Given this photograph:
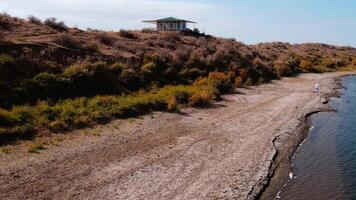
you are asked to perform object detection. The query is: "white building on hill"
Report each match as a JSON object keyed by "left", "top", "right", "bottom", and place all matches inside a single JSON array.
[{"left": 143, "top": 17, "right": 196, "bottom": 31}]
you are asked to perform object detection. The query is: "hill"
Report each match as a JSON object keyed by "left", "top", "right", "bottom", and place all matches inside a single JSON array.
[{"left": 1, "top": 13, "right": 356, "bottom": 144}]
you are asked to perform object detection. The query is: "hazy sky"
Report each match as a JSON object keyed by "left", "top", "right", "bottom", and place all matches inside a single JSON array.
[{"left": 1, "top": 0, "right": 356, "bottom": 46}]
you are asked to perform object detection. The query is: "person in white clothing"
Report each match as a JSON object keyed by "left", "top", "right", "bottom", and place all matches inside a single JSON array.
[{"left": 314, "top": 83, "right": 320, "bottom": 94}]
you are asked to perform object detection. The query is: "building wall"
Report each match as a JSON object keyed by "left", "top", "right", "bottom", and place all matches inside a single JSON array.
[{"left": 157, "top": 21, "right": 187, "bottom": 31}]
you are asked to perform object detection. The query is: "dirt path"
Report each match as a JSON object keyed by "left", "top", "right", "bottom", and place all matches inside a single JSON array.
[{"left": 0, "top": 73, "right": 348, "bottom": 200}]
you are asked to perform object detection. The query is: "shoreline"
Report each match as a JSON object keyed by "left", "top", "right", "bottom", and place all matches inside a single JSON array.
[
  {"left": 1, "top": 73, "right": 355, "bottom": 200},
  {"left": 258, "top": 73, "right": 352, "bottom": 200}
]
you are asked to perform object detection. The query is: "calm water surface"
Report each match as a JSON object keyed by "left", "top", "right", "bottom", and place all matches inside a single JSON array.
[{"left": 279, "top": 76, "right": 356, "bottom": 200}]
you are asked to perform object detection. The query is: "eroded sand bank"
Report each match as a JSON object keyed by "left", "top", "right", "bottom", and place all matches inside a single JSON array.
[{"left": 0, "top": 73, "right": 351, "bottom": 200}]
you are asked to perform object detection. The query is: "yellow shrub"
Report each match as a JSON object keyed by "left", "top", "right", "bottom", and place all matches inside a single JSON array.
[
  {"left": 234, "top": 77, "right": 242, "bottom": 87},
  {"left": 140, "top": 62, "right": 157, "bottom": 74},
  {"left": 190, "top": 90, "right": 213, "bottom": 106},
  {"left": 299, "top": 59, "right": 313, "bottom": 72},
  {"left": 239, "top": 68, "right": 248, "bottom": 82},
  {"left": 208, "top": 71, "right": 226, "bottom": 79},
  {"left": 166, "top": 96, "right": 178, "bottom": 111},
  {"left": 48, "top": 120, "right": 67, "bottom": 131},
  {"left": 352, "top": 59, "right": 356, "bottom": 66},
  {"left": 208, "top": 72, "right": 233, "bottom": 92},
  {"left": 193, "top": 77, "right": 209, "bottom": 87}
]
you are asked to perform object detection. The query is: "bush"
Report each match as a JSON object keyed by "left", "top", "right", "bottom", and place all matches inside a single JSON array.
[
  {"left": 179, "top": 68, "right": 204, "bottom": 82},
  {"left": 274, "top": 55, "right": 300, "bottom": 77},
  {"left": 119, "top": 30, "right": 137, "bottom": 39},
  {"left": 166, "top": 96, "right": 178, "bottom": 111},
  {"left": 142, "top": 28, "right": 155, "bottom": 33},
  {"left": 84, "top": 42, "right": 100, "bottom": 53},
  {"left": 234, "top": 77, "right": 242, "bottom": 87},
  {"left": 55, "top": 35, "right": 98, "bottom": 53},
  {"left": 44, "top": 17, "right": 68, "bottom": 31},
  {"left": 54, "top": 35, "right": 82, "bottom": 50},
  {"left": 120, "top": 69, "right": 143, "bottom": 91},
  {"left": 322, "top": 58, "right": 337, "bottom": 69},
  {"left": 164, "top": 32, "right": 180, "bottom": 42},
  {"left": 28, "top": 15, "right": 42, "bottom": 25},
  {"left": 0, "top": 54, "right": 14, "bottom": 64},
  {"left": 63, "top": 61, "right": 124, "bottom": 96},
  {"left": 193, "top": 28, "right": 200, "bottom": 34},
  {"left": 140, "top": 62, "right": 157, "bottom": 75},
  {"left": 0, "top": 32, "right": 6, "bottom": 43},
  {"left": 0, "top": 12, "right": 12, "bottom": 29},
  {"left": 0, "top": 84, "right": 220, "bottom": 143},
  {"left": 97, "top": 32, "right": 117, "bottom": 46},
  {"left": 207, "top": 72, "right": 233, "bottom": 92},
  {"left": 299, "top": 59, "right": 313, "bottom": 73},
  {"left": 0, "top": 123, "right": 35, "bottom": 144},
  {"left": 6, "top": 61, "right": 125, "bottom": 106},
  {"left": 28, "top": 143, "right": 45, "bottom": 153},
  {"left": 189, "top": 85, "right": 216, "bottom": 107},
  {"left": 0, "top": 108, "right": 18, "bottom": 127},
  {"left": 65, "top": 61, "right": 122, "bottom": 76},
  {"left": 173, "top": 46, "right": 193, "bottom": 66}
]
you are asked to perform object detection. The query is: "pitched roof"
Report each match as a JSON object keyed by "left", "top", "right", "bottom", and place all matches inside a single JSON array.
[{"left": 143, "top": 17, "right": 196, "bottom": 23}]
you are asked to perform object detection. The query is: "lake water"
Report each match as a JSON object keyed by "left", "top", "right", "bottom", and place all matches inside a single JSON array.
[{"left": 278, "top": 76, "right": 356, "bottom": 200}]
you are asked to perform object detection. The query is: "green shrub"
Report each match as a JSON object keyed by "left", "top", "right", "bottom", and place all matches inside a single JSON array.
[
  {"left": 0, "top": 54, "right": 14, "bottom": 64},
  {"left": 28, "top": 143, "right": 45, "bottom": 153},
  {"left": 0, "top": 123, "right": 35, "bottom": 144},
  {"left": 0, "top": 108, "right": 18, "bottom": 127},
  {"left": 110, "top": 62, "right": 124, "bottom": 74},
  {"left": 120, "top": 69, "right": 143, "bottom": 91},
  {"left": 0, "top": 83, "right": 222, "bottom": 143},
  {"left": 141, "top": 62, "right": 157, "bottom": 74},
  {"left": 34, "top": 72, "right": 61, "bottom": 82},
  {"left": 14, "top": 72, "right": 68, "bottom": 104},
  {"left": 65, "top": 61, "right": 122, "bottom": 76},
  {"left": 13, "top": 123, "right": 35, "bottom": 135},
  {"left": 143, "top": 54, "right": 159, "bottom": 64},
  {"left": 179, "top": 68, "right": 204, "bottom": 81},
  {"left": 11, "top": 106, "right": 35, "bottom": 124}
]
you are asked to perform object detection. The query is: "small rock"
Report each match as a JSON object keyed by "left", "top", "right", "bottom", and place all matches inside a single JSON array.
[
  {"left": 321, "top": 98, "right": 328, "bottom": 104},
  {"left": 289, "top": 172, "right": 294, "bottom": 179}
]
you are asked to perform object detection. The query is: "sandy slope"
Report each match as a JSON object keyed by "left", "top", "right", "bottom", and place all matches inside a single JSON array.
[{"left": 0, "top": 73, "right": 347, "bottom": 200}]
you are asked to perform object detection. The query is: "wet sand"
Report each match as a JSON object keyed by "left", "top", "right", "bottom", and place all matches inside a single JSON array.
[{"left": 0, "top": 73, "right": 351, "bottom": 200}]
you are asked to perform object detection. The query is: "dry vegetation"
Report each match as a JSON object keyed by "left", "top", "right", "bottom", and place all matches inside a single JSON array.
[{"left": 1, "top": 13, "right": 356, "bottom": 145}]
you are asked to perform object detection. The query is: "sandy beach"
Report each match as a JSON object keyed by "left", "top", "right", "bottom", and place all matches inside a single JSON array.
[{"left": 0, "top": 72, "right": 349, "bottom": 200}]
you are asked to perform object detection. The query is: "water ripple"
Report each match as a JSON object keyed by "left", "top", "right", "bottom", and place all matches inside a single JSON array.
[{"left": 279, "top": 76, "right": 356, "bottom": 200}]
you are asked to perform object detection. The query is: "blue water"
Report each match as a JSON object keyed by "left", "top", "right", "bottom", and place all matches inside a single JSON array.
[{"left": 279, "top": 76, "right": 356, "bottom": 200}]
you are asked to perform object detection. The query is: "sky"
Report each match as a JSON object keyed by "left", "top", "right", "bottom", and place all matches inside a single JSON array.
[{"left": 1, "top": 0, "right": 356, "bottom": 46}]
